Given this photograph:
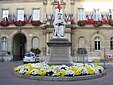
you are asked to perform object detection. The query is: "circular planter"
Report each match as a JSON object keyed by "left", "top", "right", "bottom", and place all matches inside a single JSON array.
[{"left": 13, "top": 71, "right": 106, "bottom": 81}]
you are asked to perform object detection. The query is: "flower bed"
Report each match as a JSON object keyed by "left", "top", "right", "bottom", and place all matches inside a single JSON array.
[
  {"left": 109, "top": 21, "right": 113, "bottom": 26},
  {"left": 0, "top": 20, "right": 42, "bottom": 27},
  {"left": 77, "top": 20, "right": 86, "bottom": 26},
  {"left": 31, "top": 20, "right": 41, "bottom": 26},
  {"left": 93, "top": 21, "right": 102, "bottom": 27},
  {"left": 13, "top": 62, "right": 105, "bottom": 77},
  {"left": 14, "top": 21, "right": 26, "bottom": 26},
  {"left": 77, "top": 20, "right": 103, "bottom": 27},
  {"left": 0, "top": 21, "right": 10, "bottom": 26}
]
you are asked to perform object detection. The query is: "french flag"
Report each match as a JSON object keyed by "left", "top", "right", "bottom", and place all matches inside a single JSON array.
[{"left": 58, "top": 0, "right": 61, "bottom": 12}]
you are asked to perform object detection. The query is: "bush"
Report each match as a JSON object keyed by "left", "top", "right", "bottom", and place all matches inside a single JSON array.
[
  {"left": 31, "top": 20, "right": 41, "bottom": 26},
  {"left": 77, "top": 48, "right": 87, "bottom": 54},
  {"left": 30, "top": 48, "right": 41, "bottom": 54},
  {"left": 93, "top": 21, "right": 102, "bottom": 27},
  {"left": 77, "top": 20, "right": 86, "bottom": 26},
  {"left": 92, "top": 59, "right": 100, "bottom": 63},
  {"left": 14, "top": 21, "right": 26, "bottom": 26}
]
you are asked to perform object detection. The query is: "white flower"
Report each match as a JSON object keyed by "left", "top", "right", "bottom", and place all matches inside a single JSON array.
[
  {"left": 30, "top": 69, "right": 39, "bottom": 75},
  {"left": 17, "top": 66, "right": 29, "bottom": 74},
  {"left": 73, "top": 63, "right": 83, "bottom": 66},
  {"left": 53, "top": 66, "right": 61, "bottom": 73},
  {"left": 42, "top": 64, "right": 50, "bottom": 70},
  {"left": 95, "top": 66, "right": 104, "bottom": 73},
  {"left": 31, "top": 63, "right": 43, "bottom": 68},
  {"left": 19, "top": 68, "right": 26, "bottom": 74},
  {"left": 60, "top": 65, "right": 69, "bottom": 70},
  {"left": 65, "top": 70, "right": 75, "bottom": 76},
  {"left": 15, "top": 65, "right": 25, "bottom": 71},
  {"left": 77, "top": 67, "right": 88, "bottom": 75},
  {"left": 92, "top": 68, "right": 100, "bottom": 74}
]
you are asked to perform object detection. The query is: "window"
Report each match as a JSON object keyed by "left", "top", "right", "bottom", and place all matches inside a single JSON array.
[
  {"left": 108, "top": 9, "right": 113, "bottom": 20},
  {"left": 17, "top": 9, "right": 24, "bottom": 21},
  {"left": 32, "top": 37, "right": 39, "bottom": 49},
  {"left": 93, "top": 9, "right": 101, "bottom": 21},
  {"left": 1, "top": 37, "right": 8, "bottom": 51},
  {"left": 94, "top": 37, "right": 101, "bottom": 50},
  {"left": 32, "top": 9, "right": 40, "bottom": 20},
  {"left": 2, "top": 9, "right": 9, "bottom": 20},
  {"left": 78, "top": 8, "right": 85, "bottom": 21},
  {"left": 110, "top": 37, "right": 113, "bottom": 50}
]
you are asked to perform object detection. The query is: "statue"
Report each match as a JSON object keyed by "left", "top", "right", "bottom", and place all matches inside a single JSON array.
[{"left": 53, "top": 12, "right": 66, "bottom": 38}]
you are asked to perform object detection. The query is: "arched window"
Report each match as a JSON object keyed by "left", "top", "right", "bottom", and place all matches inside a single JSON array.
[
  {"left": 94, "top": 37, "right": 101, "bottom": 50},
  {"left": 32, "top": 37, "right": 39, "bottom": 49},
  {"left": 1, "top": 37, "right": 8, "bottom": 51},
  {"left": 110, "top": 37, "right": 113, "bottom": 50}
]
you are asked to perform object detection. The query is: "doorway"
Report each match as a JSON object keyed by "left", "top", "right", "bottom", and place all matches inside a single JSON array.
[{"left": 13, "top": 33, "right": 26, "bottom": 61}]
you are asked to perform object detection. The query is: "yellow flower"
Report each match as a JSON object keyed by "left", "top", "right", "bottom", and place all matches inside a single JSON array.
[
  {"left": 74, "top": 70, "right": 81, "bottom": 76},
  {"left": 13, "top": 67, "right": 17, "bottom": 71},
  {"left": 92, "top": 59, "right": 100, "bottom": 63},
  {"left": 69, "top": 67, "right": 77, "bottom": 72},
  {"left": 24, "top": 63, "right": 31, "bottom": 66},
  {"left": 38, "top": 70, "right": 46, "bottom": 76},
  {"left": 56, "top": 72, "right": 65, "bottom": 77},
  {"left": 25, "top": 70, "right": 30, "bottom": 75},
  {"left": 94, "top": 64, "right": 99, "bottom": 67},
  {"left": 87, "top": 68, "right": 94, "bottom": 75},
  {"left": 50, "top": 65, "right": 54, "bottom": 69}
]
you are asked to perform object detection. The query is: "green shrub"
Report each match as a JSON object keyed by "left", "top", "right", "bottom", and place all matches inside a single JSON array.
[
  {"left": 77, "top": 48, "right": 87, "bottom": 54},
  {"left": 30, "top": 48, "right": 41, "bottom": 54}
]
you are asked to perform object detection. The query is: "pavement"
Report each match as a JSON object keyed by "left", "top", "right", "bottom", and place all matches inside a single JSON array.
[{"left": 0, "top": 61, "right": 113, "bottom": 85}]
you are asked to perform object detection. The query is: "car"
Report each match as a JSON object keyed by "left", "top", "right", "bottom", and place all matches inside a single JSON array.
[{"left": 23, "top": 52, "right": 39, "bottom": 64}]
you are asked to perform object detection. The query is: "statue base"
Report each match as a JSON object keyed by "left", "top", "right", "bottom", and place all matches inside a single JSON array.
[{"left": 47, "top": 38, "right": 72, "bottom": 65}]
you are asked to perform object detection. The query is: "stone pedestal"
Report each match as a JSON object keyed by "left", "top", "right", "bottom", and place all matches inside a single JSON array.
[{"left": 47, "top": 38, "right": 72, "bottom": 65}]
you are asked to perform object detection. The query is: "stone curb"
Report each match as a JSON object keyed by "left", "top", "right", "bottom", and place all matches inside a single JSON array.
[{"left": 13, "top": 71, "right": 106, "bottom": 81}]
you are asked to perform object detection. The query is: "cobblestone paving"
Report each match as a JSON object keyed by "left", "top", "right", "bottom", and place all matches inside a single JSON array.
[{"left": 0, "top": 61, "right": 113, "bottom": 85}]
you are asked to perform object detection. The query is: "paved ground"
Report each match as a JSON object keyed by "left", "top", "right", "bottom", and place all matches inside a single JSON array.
[{"left": 0, "top": 61, "right": 113, "bottom": 85}]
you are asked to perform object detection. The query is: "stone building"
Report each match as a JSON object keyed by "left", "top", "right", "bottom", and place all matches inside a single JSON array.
[{"left": 0, "top": 0, "right": 113, "bottom": 61}]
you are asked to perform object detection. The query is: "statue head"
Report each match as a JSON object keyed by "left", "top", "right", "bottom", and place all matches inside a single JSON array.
[{"left": 57, "top": 12, "right": 62, "bottom": 19}]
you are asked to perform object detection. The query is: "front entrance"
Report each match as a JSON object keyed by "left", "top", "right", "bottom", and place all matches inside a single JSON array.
[{"left": 13, "top": 33, "right": 26, "bottom": 61}]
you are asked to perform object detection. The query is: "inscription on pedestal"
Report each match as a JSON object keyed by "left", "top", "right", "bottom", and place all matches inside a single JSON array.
[
  {"left": 47, "top": 38, "right": 72, "bottom": 65},
  {"left": 51, "top": 47, "right": 69, "bottom": 57}
]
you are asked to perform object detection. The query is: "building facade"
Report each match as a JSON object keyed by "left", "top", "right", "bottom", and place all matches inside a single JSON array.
[{"left": 0, "top": 0, "right": 113, "bottom": 61}]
